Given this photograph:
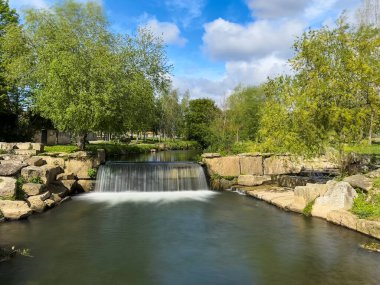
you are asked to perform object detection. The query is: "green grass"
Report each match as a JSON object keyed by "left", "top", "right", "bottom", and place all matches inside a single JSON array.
[
  {"left": 44, "top": 140, "right": 200, "bottom": 156},
  {"left": 44, "top": 145, "right": 78, "bottom": 153},
  {"left": 351, "top": 193, "right": 380, "bottom": 220},
  {"left": 344, "top": 144, "right": 380, "bottom": 155},
  {"left": 303, "top": 200, "right": 315, "bottom": 216}
]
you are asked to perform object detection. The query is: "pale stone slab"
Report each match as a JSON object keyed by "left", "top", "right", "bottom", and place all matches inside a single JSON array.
[
  {"left": 238, "top": 175, "right": 271, "bottom": 186},
  {"left": 0, "top": 177, "right": 16, "bottom": 199},
  {"left": 0, "top": 200, "right": 32, "bottom": 220},
  {"left": 204, "top": 156, "right": 240, "bottom": 177},
  {"left": 263, "top": 156, "right": 302, "bottom": 175},
  {"left": 240, "top": 156, "right": 263, "bottom": 175}
]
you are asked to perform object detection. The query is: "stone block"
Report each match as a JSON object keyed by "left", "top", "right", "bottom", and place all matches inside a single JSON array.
[
  {"left": 21, "top": 165, "right": 63, "bottom": 184},
  {"left": 65, "top": 159, "right": 94, "bottom": 179},
  {"left": 0, "top": 163, "right": 25, "bottom": 176},
  {"left": 57, "top": 173, "right": 77, "bottom": 181},
  {"left": 36, "top": 156, "right": 65, "bottom": 168},
  {"left": 0, "top": 177, "right": 16, "bottom": 199},
  {"left": 343, "top": 174, "right": 373, "bottom": 192},
  {"left": 22, "top": 183, "right": 46, "bottom": 196},
  {"left": 204, "top": 156, "right": 240, "bottom": 177},
  {"left": 27, "top": 195, "right": 46, "bottom": 213},
  {"left": 238, "top": 175, "right": 271, "bottom": 186},
  {"left": 263, "top": 156, "right": 302, "bottom": 175},
  {"left": 77, "top": 180, "right": 96, "bottom": 192},
  {"left": 312, "top": 181, "right": 357, "bottom": 219},
  {"left": 293, "top": 183, "right": 328, "bottom": 209},
  {"left": 239, "top": 156, "right": 263, "bottom": 175},
  {"left": 0, "top": 200, "right": 32, "bottom": 220},
  {"left": 25, "top": 157, "right": 46, "bottom": 167}
]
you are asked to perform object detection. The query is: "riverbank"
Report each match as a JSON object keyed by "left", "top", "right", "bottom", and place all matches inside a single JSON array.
[
  {"left": 202, "top": 153, "right": 380, "bottom": 240},
  {"left": 44, "top": 140, "right": 200, "bottom": 157}
]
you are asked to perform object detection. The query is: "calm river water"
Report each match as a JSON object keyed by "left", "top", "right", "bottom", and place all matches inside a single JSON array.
[{"left": 0, "top": 151, "right": 379, "bottom": 285}]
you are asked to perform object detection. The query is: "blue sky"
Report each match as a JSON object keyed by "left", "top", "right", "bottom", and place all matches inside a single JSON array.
[{"left": 9, "top": 0, "right": 362, "bottom": 102}]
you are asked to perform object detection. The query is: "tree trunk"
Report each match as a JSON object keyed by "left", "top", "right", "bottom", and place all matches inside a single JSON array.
[
  {"left": 368, "top": 112, "right": 374, "bottom": 145},
  {"left": 78, "top": 133, "right": 87, "bottom": 151}
]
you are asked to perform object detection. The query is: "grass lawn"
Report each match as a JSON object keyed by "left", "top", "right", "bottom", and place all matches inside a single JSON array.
[
  {"left": 344, "top": 144, "right": 380, "bottom": 155},
  {"left": 43, "top": 140, "right": 200, "bottom": 155}
]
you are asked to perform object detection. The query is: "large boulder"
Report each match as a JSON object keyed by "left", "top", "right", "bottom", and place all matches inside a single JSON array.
[
  {"left": 312, "top": 181, "right": 357, "bottom": 219},
  {"left": 21, "top": 165, "right": 63, "bottom": 184},
  {"left": 65, "top": 159, "right": 95, "bottom": 179},
  {"left": 0, "top": 200, "right": 32, "bottom": 220},
  {"left": 56, "top": 173, "right": 77, "bottom": 181},
  {"left": 27, "top": 194, "right": 47, "bottom": 213},
  {"left": 22, "top": 183, "right": 46, "bottom": 196},
  {"left": 239, "top": 155, "right": 263, "bottom": 175},
  {"left": 263, "top": 156, "right": 302, "bottom": 175},
  {"left": 25, "top": 156, "right": 46, "bottom": 167},
  {"left": 237, "top": 175, "right": 271, "bottom": 186},
  {"left": 291, "top": 183, "right": 329, "bottom": 212},
  {"left": 203, "top": 156, "right": 240, "bottom": 177},
  {"left": 343, "top": 174, "right": 373, "bottom": 192},
  {"left": 0, "top": 177, "right": 16, "bottom": 199},
  {"left": 77, "top": 180, "right": 96, "bottom": 192},
  {"left": 35, "top": 156, "right": 65, "bottom": 168},
  {"left": 0, "top": 162, "right": 25, "bottom": 176}
]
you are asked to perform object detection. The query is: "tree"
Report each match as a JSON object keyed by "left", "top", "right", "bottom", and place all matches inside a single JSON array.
[
  {"left": 185, "top": 98, "right": 220, "bottom": 148},
  {"left": 227, "top": 85, "right": 265, "bottom": 143},
  {"left": 2, "top": 0, "right": 171, "bottom": 149},
  {"left": 357, "top": 0, "right": 380, "bottom": 27},
  {"left": 158, "top": 89, "right": 182, "bottom": 138}
]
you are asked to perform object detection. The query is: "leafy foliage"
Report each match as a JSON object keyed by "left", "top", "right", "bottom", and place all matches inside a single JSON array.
[{"left": 351, "top": 193, "right": 380, "bottom": 219}]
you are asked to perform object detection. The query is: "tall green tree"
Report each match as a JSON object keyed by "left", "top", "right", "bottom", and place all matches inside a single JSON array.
[
  {"left": 185, "top": 98, "right": 220, "bottom": 148},
  {"left": 2, "top": 0, "right": 171, "bottom": 149}
]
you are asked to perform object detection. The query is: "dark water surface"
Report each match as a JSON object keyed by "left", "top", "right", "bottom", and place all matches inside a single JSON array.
[
  {"left": 0, "top": 191, "right": 379, "bottom": 285},
  {"left": 1, "top": 150, "right": 380, "bottom": 284}
]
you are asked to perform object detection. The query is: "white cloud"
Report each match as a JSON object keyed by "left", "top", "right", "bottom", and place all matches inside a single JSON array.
[
  {"left": 9, "top": 0, "right": 49, "bottom": 10},
  {"left": 203, "top": 18, "right": 304, "bottom": 61},
  {"left": 247, "top": 0, "right": 309, "bottom": 19},
  {"left": 173, "top": 54, "right": 291, "bottom": 103},
  {"left": 145, "top": 19, "right": 187, "bottom": 47}
]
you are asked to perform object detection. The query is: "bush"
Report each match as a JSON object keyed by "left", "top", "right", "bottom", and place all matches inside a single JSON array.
[
  {"left": 351, "top": 193, "right": 380, "bottom": 220},
  {"left": 88, "top": 168, "right": 97, "bottom": 179}
]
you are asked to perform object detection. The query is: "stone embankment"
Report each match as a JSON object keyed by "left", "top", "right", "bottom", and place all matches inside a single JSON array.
[
  {"left": 202, "top": 153, "right": 380, "bottom": 240},
  {"left": 0, "top": 142, "right": 105, "bottom": 221}
]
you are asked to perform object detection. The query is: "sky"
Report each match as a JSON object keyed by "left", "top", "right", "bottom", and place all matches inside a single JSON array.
[{"left": 9, "top": 0, "right": 362, "bottom": 103}]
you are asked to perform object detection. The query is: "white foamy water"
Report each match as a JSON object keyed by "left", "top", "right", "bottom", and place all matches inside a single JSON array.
[{"left": 76, "top": 191, "right": 219, "bottom": 205}]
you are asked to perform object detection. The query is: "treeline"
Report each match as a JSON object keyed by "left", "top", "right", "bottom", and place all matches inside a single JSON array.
[
  {"left": 194, "top": 15, "right": 380, "bottom": 155},
  {"left": 0, "top": 0, "right": 179, "bottom": 149}
]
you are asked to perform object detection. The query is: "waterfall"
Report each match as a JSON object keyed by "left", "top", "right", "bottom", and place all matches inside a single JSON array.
[{"left": 95, "top": 162, "right": 209, "bottom": 192}]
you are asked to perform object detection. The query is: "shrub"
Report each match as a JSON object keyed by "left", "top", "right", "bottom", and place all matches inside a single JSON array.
[
  {"left": 88, "top": 168, "right": 97, "bottom": 179},
  {"left": 303, "top": 200, "right": 315, "bottom": 216},
  {"left": 351, "top": 193, "right": 380, "bottom": 220}
]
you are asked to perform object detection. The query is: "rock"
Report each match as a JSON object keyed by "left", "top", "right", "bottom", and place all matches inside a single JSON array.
[
  {"left": 201, "top": 153, "right": 221, "bottom": 158},
  {"left": 277, "top": 175, "right": 317, "bottom": 188},
  {"left": 27, "top": 195, "right": 46, "bottom": 213},
  {"left": 22, "top": 183, "right": 46, "bottom": 196},
  {"left": 366, "top": 168, "right": 380, "bottom": 178},
  {"left": 0, "top": 200, "right": 32, "bottom": 220},
  {"left": 203, "top": 156, "right": 240, "bottom": 177},
  {"left": 238, "top": 175, "right": 271, "bottom": 186},
  {"left": 50, "top": 193, "right": 62, "bottom": 203},
  {"left": 292, "top": 183, "right": 329, "bottom": 211},
  {"left": 46, "top": 183, "right": 68, "bottom": 198},
  {"left": 239, "top": 156, "right": 263, "bottom": 175},
  {"left": 35, "top": 156, "right": 65, "bottom": 168},
  {"left": 97, "top": 149, "right": 106, "bottom": 165},
  {"left": 247, "top": 188, "right": 295, "bottom": 210},
  {"left": 21, "top": 165, "right": 63, "bottom": 184},
  {"left": 56, "top": 173, "right": 77, "bottom": 181},
  {"left": 77, "top": 179, "right": 96, "bottom": 192},
  {"left": 343, "top": 174, "right": 373, "bottom": 192},
  {"left": 0, "top": 177, "right": 16, "bottom": 199},
  {"left": 0, "top": 154, "right": 26, "bottom": 163},
  {"left": 13, "top": 150, "right": 37, "bottom": 156},
  {"left": 25, "top": 157, "right": 46, "bottom": 167},
  {"left": 0, "top": 163, "right": 25, "bottom": 176},
  {"left": 44, "top": 199, "right": 56, "bottom": 208},
  {"left": 60, "top": 180, "right": 79, "bottom": 193},
  {"left": 65, "top": 159, "right": 94, "bottom": 179},
  {"left": 263, "top": 156, "right": 302, "bottom": 175},
  {"left": 312, "top": 181, "right": 357, "bottom": 219},
  {"left": 59, "top": 196, "right": 71, "bottom": 204},
  {"left": 39, "top": 191, "right": 51, "bottom": 201},
  {"left": 326, "top": 210, "right": 358, "bottom": 231}
]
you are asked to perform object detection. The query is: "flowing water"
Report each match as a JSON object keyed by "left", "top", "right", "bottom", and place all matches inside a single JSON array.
[{"left": 0, "top": 151, "right": 380, "bottom": 285}]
